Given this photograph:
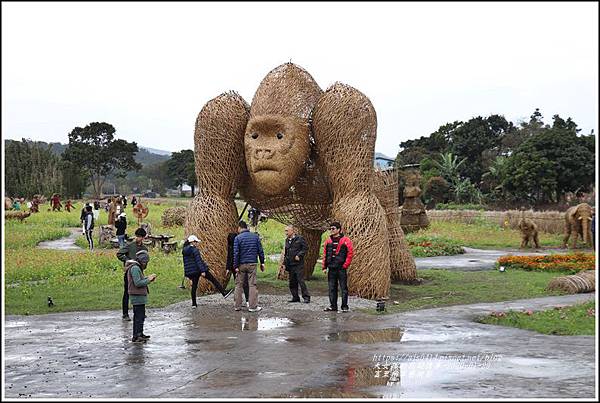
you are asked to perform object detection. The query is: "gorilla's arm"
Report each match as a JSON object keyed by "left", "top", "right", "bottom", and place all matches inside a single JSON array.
[
  {"left": 185, "top": 92, "right": 249, "bottom": 292},
  {"left": 312, "top": 83, "right": 391, "bottom": 299}
]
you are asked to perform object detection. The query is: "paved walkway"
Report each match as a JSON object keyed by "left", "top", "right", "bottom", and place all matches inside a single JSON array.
[
  {"left": 415, "top": 247, "right": 572, "bottom": 271},
  {"left": 4, "top": 293, "right": 595, "bottom": 398}
]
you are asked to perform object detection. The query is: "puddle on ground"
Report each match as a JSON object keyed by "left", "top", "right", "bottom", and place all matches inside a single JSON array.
[
  {"left": 241, "top": 317, "right": 293, "bottom": 331},
  {"left": 326, "top": 327, "right": 404, "bottom": 344},
  {"left": 338, "top": 353, "right": 504, "bottom": 397},
  {"left": 187, "top": 316, "right": 294, "bottom": 332},
  {"left": 280, "top": 387, "right": 377, "bottom": 398}
]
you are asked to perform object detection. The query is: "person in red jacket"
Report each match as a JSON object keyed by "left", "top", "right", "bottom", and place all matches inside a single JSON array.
[{"left": 322, "top": 221, "right": 354, "bottom": 312}]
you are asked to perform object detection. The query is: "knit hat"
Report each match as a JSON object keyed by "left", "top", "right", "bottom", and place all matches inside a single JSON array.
[{"left": 136, "top": 250, "right": 150, "bottom": 264}]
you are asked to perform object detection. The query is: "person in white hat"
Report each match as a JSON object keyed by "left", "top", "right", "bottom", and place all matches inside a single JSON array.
[
  {"left": 115, "top": 212, "right": 128, "bottom": 248},
  {"left": 182, "top": 234, "right": 233, "bottom": 308}
]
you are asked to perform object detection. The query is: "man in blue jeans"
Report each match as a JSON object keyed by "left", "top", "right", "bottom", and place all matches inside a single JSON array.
[{"left": 233, "top": 221, "right": 265, "bottom": 312}]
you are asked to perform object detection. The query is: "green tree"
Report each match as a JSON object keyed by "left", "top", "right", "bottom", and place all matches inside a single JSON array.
[
  {"left": 433, "top": 152, "right": 466, "bottom": 184},
  {"left": 166, "top": 149, "right": 196, "bottom": 196},
  {"left": 62, "top": 122, "right": 141, "bottom": 198},
  {"left": 502, "top": 115, "right": 595, "bottom": 203},
  {"left": 5, "top": 139, "right": 64, "bottom": 198}
]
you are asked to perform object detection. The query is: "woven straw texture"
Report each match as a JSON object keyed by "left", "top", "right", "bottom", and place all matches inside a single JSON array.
[
  {"left": 547, "top": 270, "right": 595, "bottom": 294},
  {"left": 186, "top": 63, "right": 417, "bottom": 298}
]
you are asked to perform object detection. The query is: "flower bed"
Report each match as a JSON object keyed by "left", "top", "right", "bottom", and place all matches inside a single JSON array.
[{"left": 497, "top": 253, "right": 595, "bottom": 274}]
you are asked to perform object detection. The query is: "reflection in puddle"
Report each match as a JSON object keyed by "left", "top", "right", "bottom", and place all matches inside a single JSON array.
[
  {"left": 281, "top": 388, "right": 377, "bottom": 398},
  {"left": 240, "top": 317, "right": 293, "bottom": 331},
  {"left": 342, "top": 354, "right": 502, "bottom": 397},
  {"left": 326, "top": 327, "right": 403, "bottom": 344}
]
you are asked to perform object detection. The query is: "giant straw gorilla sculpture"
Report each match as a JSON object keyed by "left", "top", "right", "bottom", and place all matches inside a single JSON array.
[{"left": 185, "top": 63, "right": 416, "bottom": 299}]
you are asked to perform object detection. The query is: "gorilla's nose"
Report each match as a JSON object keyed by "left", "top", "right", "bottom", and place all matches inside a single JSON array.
[{"left": 254, "top": 148, "right": 274, "bottom": 160}]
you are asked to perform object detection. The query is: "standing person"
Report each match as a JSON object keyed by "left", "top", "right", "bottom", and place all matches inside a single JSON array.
[
  {"left": 233, "top": 221, "right": 265, "bottom": 312},
  {"left": 65, "top": 199, "right": 74, "bottom": 213},
  {"left": 131, "top": 195, "right": 138, "bottom": 208},
  {"left": 322, "top": 222, "right": 354, "bottom": 313},
  {"left": 80, "top": 203, "right": 90, "bottom": 234},
  {"left": 83, "top": 205, "right": 95, "bottom": 251},
  {"left": 283, "top": 225, "right": 310, "bottom": 303},
  {"left": 226, "top": 232, "right": 249, "bottom": 306},
  {"left": 182, "top": 235, "right": 233, "bottom": 308},
  {"left": 92, "top": 201, "right": 100, "bottom": 222},
  {"left": 125, "top": 250, "right": 157, "bottom": 343},
  {"left": 115, "top": 212, "right": 128, "bottom": 248},
  {"left": 122, "top": 195, "right": 127, "bottom": 209},
  {"left": 117, "top": 228, "right": 148, "bottom": 321},
  {"left": 12, "top": 199, "right": 21, "bottom": 211}
]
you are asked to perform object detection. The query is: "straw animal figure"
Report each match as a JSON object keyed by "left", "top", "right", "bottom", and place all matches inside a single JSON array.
[
  {"left": 185, "top": 63, "right": 417, "bottom": 299},
  {"left": 518, "top": 216, "right": 540, "bottom": 249},
  {"left": 5, "top": 211, "right": 31, "bottom": 222}
]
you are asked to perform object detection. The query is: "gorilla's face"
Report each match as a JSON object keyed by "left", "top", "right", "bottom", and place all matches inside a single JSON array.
[{"left": 245, "top": 115, "right": 310, "bottom": 196}]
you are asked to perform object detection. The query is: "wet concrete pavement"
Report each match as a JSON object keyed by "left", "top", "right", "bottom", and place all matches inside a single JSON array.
[
  {"left": 415, "top": 247, "right": 573, "bottom": 271},
  {"left": 4, "top": 293, "right": 595, "bottom": 398},
  {"left": 37, "top": 228, "right": 84, "bottom": 251}
]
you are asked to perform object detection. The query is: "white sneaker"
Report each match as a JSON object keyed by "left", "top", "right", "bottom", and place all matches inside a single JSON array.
[
  {"left": 248, "top": 306, "right": 262, "bottom": 312},
  {"left": 246, "top": 302, "right": 249, "bottom": 308},
  {"left": 192, "top": 305, "right": 197, "bottom": 309}
]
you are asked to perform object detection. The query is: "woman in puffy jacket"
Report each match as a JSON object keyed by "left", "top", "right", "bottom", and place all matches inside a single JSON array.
[{"left": 182, "top": 234, "right": 233, "bottom": 308}]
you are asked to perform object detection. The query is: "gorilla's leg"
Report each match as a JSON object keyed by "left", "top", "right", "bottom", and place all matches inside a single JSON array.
[
  {"left": 185, "top": 92, "right": 249, "bottom": 294},
  {"left": 520, "top": 234, "right": 527, "bottom": 248},
  {"left": 373, "top": 170, "right": 417, "bottom": 283},
  {"left": 533, "top": 232, "right": 540, "bottom": 249},
  {"left": 297, "top": 228, "right": 322, "bottom": 280},
  {"left": 312, "top": 83, "right": 393, "bottom": 299}
]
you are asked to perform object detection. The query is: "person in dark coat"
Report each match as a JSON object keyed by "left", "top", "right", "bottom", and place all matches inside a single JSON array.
[
  {"left": 233, "top": 221, "right": 265, "bottom": 312},
  {"left": 115, "top": 212, "right": 128, "bottom": 247},
  {"left": 182, "top": 235, "right": 233, "bottom": 308},
  {"left": 283, "top": 225, "right": 310, "bottom": 303},
  {"left": 226, "top": 232, "right": 249, "bottom": 306},
  {"left": 117, "top": 227, "right": 148, "bottom": 321}
]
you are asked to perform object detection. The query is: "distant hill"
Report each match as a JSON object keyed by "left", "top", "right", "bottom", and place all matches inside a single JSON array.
[{"left": 3, "top": 139, "right": 171, "bottom": 167}]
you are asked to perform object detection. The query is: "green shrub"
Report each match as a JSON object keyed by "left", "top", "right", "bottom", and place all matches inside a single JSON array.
[{"left": 435, "top": 202, "right": 487, "bottom": 211}]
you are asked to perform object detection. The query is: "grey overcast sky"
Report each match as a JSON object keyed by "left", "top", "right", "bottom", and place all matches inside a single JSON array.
[{"left": 2, "top": 2, "right": 598, "bottom": 156}]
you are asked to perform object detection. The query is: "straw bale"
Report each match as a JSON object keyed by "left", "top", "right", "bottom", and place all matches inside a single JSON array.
[
  {"left": 161, "top": 206, "right": 187, "bottom": 227},
  {"left": 547, "top": 270, "right": 595, "bottom": 294}
]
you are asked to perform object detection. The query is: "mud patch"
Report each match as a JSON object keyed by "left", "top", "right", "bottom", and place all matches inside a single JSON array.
[{"left": 326, "top": 327, "right": 404, "bottom": 344}]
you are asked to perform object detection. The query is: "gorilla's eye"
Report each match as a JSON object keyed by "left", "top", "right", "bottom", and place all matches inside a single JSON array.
[
  {"left": 251, "top": 133, "right": 258, "bottom": 139},
  {"left": 276, "top": 132, "right": 284, "bottom": 140}
]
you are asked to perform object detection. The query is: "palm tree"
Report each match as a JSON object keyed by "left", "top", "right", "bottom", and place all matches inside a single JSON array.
[{"left": 433, "top": 152, "right": 467, "bottom": 184}]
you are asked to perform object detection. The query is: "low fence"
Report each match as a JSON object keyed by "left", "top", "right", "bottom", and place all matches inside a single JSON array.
[{"left": 427, "top": 209, "right": 566, "bottom": 234}]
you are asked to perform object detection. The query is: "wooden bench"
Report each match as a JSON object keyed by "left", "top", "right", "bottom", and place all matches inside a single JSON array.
[{"left": 162, "top": 241, "right": 178, "bottom": 254}]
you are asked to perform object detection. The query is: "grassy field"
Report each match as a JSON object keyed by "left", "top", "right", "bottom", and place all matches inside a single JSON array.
[
  {"left": 3, "top": 199, "right": 591, "bottom": 315},
  {"left": 476, "top": 300, "right": 596, "bottom": 335},
  {"left": 419, "top": 220, "right": 567, "bottom": 249}
]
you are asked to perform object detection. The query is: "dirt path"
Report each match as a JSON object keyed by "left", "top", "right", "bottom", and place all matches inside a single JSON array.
[{"left": 37, "top": 228, "right": 84, "bottom": 251}]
